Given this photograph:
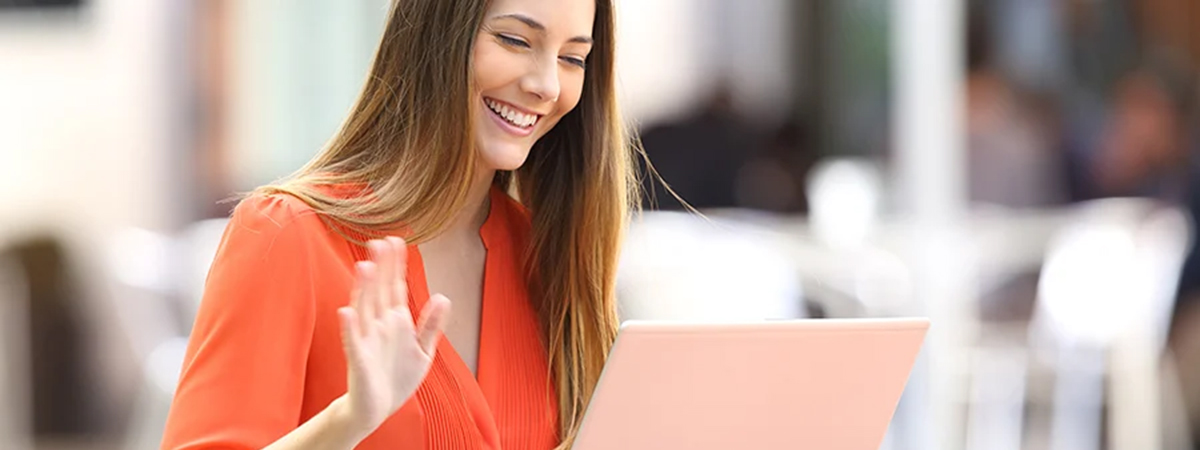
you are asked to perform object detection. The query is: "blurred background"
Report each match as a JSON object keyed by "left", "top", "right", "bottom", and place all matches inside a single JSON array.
[{"left": 2, "top": 0, "right": 1200, "bottom": 449}]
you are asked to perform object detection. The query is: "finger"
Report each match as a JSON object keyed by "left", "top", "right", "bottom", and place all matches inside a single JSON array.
[
  {"left": 385, "top": 239, "right": 414, "bottom": 326},
  {"left": 386, "top": 236, "right": 409, "bottom": 310},
  {"left": 338, "top": 307, "right": 366, "bottom": 369},
  {"left": 355, "top": 261, "right": 378, "bottom": 328},
  {"left": 368, "top": 240, "right": 391, "bottom": 322},
  {"left": 416, "top": 294, "right": 452, "bottom": 357}
]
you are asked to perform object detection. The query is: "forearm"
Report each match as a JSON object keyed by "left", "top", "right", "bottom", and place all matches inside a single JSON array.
[{"left": 262, "top": 395, "right": 371, "bottom": 450}]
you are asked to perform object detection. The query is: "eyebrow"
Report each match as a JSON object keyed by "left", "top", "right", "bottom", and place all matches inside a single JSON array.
[{"left": 491, "top": 13, "right": 594, "bottom": 45}]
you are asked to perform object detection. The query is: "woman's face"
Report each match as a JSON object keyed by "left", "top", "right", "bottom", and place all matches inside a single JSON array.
[{"left": 471, "top": 0, "right": 595, "bottom": 171}]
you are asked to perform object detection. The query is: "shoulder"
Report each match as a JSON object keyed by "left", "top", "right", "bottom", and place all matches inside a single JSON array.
[
  {"left": 220, "top": 192, "right": 348, "bottom": 265},
  {"left": 225, "top": 193, "right": 331, "bottom": 247}
]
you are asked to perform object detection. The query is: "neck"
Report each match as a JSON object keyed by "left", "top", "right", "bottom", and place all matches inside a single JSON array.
[{"left": 437, "top": 166, "right": 496, "bottom": 243}]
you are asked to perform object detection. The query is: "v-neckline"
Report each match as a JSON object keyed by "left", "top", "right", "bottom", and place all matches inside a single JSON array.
[
  {"left": 408, "top": 246, "right": 490, "bottom": 384},
  {"left": 407, "top": 187, "right": 500, "bottom": 384}
]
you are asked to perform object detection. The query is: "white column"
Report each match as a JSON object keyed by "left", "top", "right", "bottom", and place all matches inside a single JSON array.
[{"left": 891, "top": 1, "right": 972, "bottom": 450}]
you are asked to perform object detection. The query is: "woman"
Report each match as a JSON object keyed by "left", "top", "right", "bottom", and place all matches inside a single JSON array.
[{"left": 160, "top": 0, "right": 635, "bottom": 448}]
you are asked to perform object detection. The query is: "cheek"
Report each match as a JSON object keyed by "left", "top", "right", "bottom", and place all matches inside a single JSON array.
[
  {"left": 561, "top": 75, "right": 586, "bottom": 108},
  {"left": 472, "top": 43, "right": 519, "bottom": 90}
]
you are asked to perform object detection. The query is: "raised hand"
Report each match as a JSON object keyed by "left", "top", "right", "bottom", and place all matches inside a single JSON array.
[{"left": 337, "top": 237, "right": 451, "bottom": 434}]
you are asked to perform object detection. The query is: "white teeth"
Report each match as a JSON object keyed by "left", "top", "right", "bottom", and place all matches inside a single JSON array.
[{"left": 486, "top": 98, "right": 537, "bottom": 128}]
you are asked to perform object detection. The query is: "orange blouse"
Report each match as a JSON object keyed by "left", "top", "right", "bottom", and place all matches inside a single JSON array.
[{"left": 161, "top": 186, "right": 560, "bottom": 450}]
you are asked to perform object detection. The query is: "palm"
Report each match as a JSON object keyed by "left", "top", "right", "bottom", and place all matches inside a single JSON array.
[{"left": 337, "top": 238, "right": 451, "bottom": 432}]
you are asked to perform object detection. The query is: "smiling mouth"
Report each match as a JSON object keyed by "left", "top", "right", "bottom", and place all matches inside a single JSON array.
[{"left": 484, "top": 97, "right": 540, "bottom": 129}]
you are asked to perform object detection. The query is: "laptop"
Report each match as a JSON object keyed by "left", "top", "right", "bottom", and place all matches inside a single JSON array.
[{"left": 573, "top": 318, "right": 929, "bottom": 450}]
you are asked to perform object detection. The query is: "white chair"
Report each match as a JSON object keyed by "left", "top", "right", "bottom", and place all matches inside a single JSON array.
[
  {"left": 1031, "top": 199, "right": 1193, "bottom": 450},
  {"left": 1107, "top": 205, "right": 1192, "bottom": 450}
]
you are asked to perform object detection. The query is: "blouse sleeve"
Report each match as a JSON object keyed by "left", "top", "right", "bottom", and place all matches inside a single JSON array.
[{"left": 160, "top": 194, "right": 328, "bottom": 450}]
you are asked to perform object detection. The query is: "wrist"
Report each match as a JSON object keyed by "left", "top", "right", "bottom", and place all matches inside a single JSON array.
[{"left": 327, "top": 394, "right": 373, "bottom": 447}]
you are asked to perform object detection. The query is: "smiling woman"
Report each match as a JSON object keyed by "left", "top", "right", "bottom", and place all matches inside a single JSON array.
[{"left": 158, "top": 0, "right": 638, "bottom": 449}]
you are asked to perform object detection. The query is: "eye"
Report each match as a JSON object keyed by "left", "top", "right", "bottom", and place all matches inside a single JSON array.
[
  {"left": 495, "top": 33, "right": 530, "bottom": 48},
  {"left": 560, "top": 56, "right": 587, "bottom": 69}
]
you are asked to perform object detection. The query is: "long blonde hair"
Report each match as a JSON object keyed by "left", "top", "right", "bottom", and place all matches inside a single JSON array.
[{"left": 255, "top": 0, "right": 635, "bottom": 446}]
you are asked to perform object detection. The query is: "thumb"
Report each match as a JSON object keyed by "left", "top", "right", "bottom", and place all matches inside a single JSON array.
[{"left": 415, "top": 294, "right": 451, "bottom": 357}]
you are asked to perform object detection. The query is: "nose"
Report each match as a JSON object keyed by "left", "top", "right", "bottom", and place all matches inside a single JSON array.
[{"left": 520, "top": 57, "right": 561, "bottom": 103}]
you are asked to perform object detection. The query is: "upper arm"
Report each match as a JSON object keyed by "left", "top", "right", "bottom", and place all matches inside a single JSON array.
[{"left": 161, "top": 195, "right": 332, "bottom": 450}]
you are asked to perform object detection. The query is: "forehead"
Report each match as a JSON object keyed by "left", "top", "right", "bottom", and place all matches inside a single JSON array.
[{"left": 485, "top": 0, "right": 596, "bottom": 37}]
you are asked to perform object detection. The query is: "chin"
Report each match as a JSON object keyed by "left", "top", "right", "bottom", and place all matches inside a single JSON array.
[{"left": 478, "top": 142, "right": 532, "bottom": 171}]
